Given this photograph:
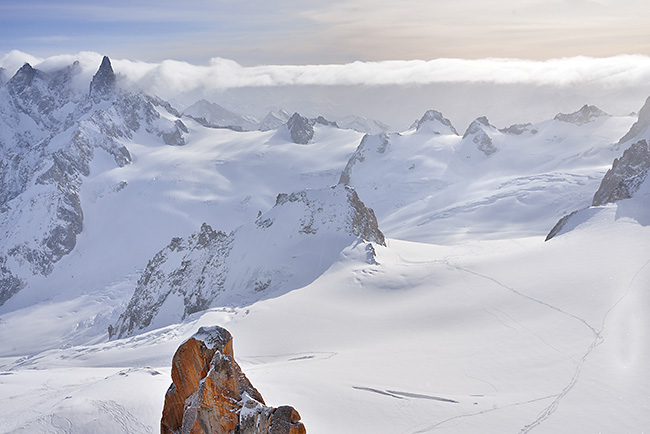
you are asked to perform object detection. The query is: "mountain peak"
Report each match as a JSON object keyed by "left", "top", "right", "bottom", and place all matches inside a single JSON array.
[
  {"left": 415, "top": 110, "right": 458, "bottom": 135},
  {"left": 461, "top": 116, "right": 498, "bottom": 156},
  {"left": 259, "top": 108, "right": 291, "bottom": 131},
  {"left": 89, "top": 55, "right": 116, "bottom": 101},
  {"left": 554, "top": 104, "right": 610, "bottom": 125},
  {"left": 286, "top": 112, "right": 315, "bottom": 144},
  {"left": 6, "top": 63, "right": 38, "bottom": 94}
]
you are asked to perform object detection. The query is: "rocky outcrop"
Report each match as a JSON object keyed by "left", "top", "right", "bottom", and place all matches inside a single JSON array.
[
  {"left": 461, "top": 116, "right": 498, "bottom": 156},
  {"left": 592, "top": 139, "right": 650, "bottom": 206},
  {"left": 161, "top": 326, "right": 306, "bottom": 434},
  {"left": 554, "top": 104, "right": 610, "bottom": 125},
  {"left": 110, "top": 185, "right": 385, "bottom": 338},
  {"left": 286, "top": 113, "right": 314, "bottom": 144},
  {"left": 414, "top": 110, "right": 458, "bottom": 135}
]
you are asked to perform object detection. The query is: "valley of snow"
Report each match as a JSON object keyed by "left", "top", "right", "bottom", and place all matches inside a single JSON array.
[{"left": 1, "top": 60, "right": 649, "bottom": 434}]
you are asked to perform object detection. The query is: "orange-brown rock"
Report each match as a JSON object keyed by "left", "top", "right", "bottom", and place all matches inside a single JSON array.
[{"left": 161, "top": 326, "right": 306, "bottom": 434}]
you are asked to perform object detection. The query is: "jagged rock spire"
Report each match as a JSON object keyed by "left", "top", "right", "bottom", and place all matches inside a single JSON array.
[{"left": 89, "top": 56, "right": 116, "bottom": 101}]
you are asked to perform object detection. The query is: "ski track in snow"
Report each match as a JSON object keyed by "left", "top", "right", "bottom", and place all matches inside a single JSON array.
[{"left": 427, "top": 256, "right": 650, "bottom": 434}]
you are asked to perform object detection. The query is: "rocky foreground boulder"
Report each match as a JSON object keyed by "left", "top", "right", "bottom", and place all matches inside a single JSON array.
[{"left": 162, "top": 326, "right": 306, "bottom": 434}]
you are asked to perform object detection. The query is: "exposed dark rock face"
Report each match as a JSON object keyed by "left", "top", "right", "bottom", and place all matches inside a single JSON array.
[
  {"left": 286, "top": 113, "right": 314, "bottom": 144},
  {"left": 89, "top": 56, "right": 116, "bottom": 102},
  {"left": 161, "top": 326, "right": 306, "bottom": 434},
  {"left": 462, "top": 116, "right": 498, "bottom": 156},
  {"left": 554, "top": 104, "right": 610, "bottom": 125},
  {"left": 110, "top": 185, "right": 385, "bottom": 338},
  {"left": 545, "top": 209, "right": 582, "bottom": 241},
  {"left": 313, "top": 115, "right": 338, "bottom": 128},
  {"left": 592, "top": 139, "right": 650, "bottom": 206},
  {"left": 415, "top": 110, "right": 458, "bottom": 135}
]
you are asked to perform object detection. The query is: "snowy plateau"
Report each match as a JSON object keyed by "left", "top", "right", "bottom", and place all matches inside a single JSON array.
[{"left": 0, "top": 56, "right": 649, "bottom": 434}]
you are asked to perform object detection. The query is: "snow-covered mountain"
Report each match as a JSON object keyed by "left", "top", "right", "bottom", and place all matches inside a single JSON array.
[
  {"left": 0, "top": 55, "right": 649, "bottom": 434},
  {"left": 110, "top": 185, "right": 384, "bottom": 338},
  {"left": 0, "top": 56, "right": 189, "bottom": 306},
  {"left": 546, "top": 98, "right": 650, "bottom": 240},
  {"left": 258, "top": 108, "right": 291, "bottom": 131},
  {"left": 337, "top": 105, "right": 634, "bottom": 243},
  {"left": 183, "top": 99, "right": 259, "bottom": 131}
]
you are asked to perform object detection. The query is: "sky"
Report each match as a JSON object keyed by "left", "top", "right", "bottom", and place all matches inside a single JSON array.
[
  {"left": 2, "top": 1, "right": 650, "bottom": 130},
  {"left": 1, "top": 0, "right": 650, "bottom": 65}
]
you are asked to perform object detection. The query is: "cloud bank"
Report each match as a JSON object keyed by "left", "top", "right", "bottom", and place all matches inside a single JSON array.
[
  {"left": 3, "top": 50, "right": 650, "bottom": 92},
  {"left": 3, "top": 50, "right": 650, "bottom": 130}
]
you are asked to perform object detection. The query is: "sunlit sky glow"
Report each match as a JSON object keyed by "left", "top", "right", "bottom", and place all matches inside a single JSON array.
[{"left": 1, "top": 0, "right": 649, "bottom": 65}]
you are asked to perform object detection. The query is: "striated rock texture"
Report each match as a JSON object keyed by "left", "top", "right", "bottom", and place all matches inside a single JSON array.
[
  {"left": 0, "top": 56, "right": 189, "bottom": 305},
  {"left": 592, "top": 139, "right": 650, "bottom": 206},
  {"left": 110, "top": 184, "right": 385, "bottom": 338},
  {"left": 161, "top": 326, "right": 306, "bottom": 434},
  {"left": 554, "top": 104, "right": 610, "bottom": 125}
]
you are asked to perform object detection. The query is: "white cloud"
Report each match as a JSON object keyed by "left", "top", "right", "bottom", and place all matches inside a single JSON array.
[
  {"left": 3, "top": 51, "right": 650, "bottom": 92},
  {"left": 111, "top": 54, "right": 650, "bottom": 91}
]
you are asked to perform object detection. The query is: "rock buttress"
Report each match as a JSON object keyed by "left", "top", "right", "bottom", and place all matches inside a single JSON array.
[{"left": 161, "top": 326, "right": 306, "bottom": 434}]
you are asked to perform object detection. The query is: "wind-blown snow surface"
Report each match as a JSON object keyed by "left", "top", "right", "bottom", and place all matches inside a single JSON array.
[{"left": 1, "top": 63, "right": 649, "bottom": 433}]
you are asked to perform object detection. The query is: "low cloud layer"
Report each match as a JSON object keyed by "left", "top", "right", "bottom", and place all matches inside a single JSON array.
[
  {"left": 3, "top": 50, "right": 650, "bottom": 130},
  {"left": 3, "top": 50, "right": 650, "bottom": 92}
]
